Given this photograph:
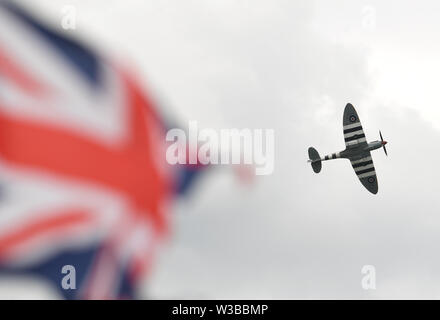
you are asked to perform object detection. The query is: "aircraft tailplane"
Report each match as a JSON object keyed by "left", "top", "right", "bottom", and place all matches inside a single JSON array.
[{"left": 308, "top": 147, "right": 322, "bottom": 173}]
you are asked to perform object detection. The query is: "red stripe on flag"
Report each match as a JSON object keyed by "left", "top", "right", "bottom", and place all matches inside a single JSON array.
[
  {"left": 0, "top": 46, "right": 49, "bottom": 96},
  {"left": 0, "top": 209, "right": 91, "bottom": 258}
]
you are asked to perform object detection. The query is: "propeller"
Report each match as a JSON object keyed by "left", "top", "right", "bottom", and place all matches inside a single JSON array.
[{"left": 379, "top": 130, "right": 388, "bottom": 156}]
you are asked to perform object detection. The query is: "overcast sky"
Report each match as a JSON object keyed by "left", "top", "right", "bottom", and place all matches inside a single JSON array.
[{"left": 3, "top": 0, "right": 440, "bottom": 299}]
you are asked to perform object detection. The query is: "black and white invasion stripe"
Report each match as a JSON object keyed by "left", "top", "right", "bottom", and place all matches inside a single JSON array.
[
  {"left": 350, "top": 156, "right": 376, "bottom": 178},
  {"left": 343, "top": 122, "right": 366, "bottom": 145},
  {"left": 322, "top": 152, "right": 341, "bottom": 161}
]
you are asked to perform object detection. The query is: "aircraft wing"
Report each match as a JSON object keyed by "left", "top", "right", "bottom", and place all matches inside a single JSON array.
[
  {"left": 350, "top": 153, "right": 378, "bottom": 194},
  {"left": 343, "top": 103, "right": 368, "bottom": 148}
]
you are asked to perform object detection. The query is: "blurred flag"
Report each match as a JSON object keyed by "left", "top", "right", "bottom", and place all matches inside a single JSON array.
[{"left": 0, "top": 1, "right": 180, "bottom": 299}]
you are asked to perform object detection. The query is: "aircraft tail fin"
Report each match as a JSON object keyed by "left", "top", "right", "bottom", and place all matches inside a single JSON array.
[{"left": 308, "top": 147, "right": 322, "bottom": 173}]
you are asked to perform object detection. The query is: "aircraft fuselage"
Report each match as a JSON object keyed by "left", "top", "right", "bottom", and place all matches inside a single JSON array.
[{"left": 320, "top": 140, "right": 386, "bottom": 162}]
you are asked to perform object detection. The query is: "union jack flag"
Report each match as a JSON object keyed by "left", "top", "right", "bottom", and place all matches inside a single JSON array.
[{"left": 0, "top": 1, "right": 187, "bottom": 299}]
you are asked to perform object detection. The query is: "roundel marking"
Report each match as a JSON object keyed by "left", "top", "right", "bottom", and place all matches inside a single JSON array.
[
  {"left": 349, "top": 115, "right": 357, "bottom": 122},
  {"left": 368, "top": 177, "right": 375, "bottom": 183}
]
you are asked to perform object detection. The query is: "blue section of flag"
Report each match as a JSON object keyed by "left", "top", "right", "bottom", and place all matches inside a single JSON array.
[
  {"left": 0, "top": 244, "right": 136, "bottom": 299},
  {"left": 1, "top": 0, "right": 102, "bottom": 89},
  {"left": 175, "top": 165, "right": 206, "bottom": 195},
  {"left": 0, "top": 245, "right": 98, "bottom": 299}
]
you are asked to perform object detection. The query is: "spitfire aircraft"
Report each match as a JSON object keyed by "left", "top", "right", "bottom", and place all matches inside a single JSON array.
[{"left": 308, "top": 103, "right": 387, "bottom": 194}]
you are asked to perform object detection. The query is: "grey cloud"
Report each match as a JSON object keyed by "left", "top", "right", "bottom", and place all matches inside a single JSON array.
[{"left": 8, "top": 0, "right": 440, "bottom": 299}]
